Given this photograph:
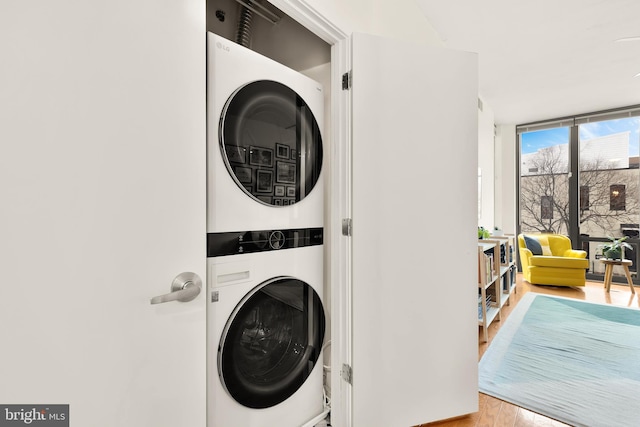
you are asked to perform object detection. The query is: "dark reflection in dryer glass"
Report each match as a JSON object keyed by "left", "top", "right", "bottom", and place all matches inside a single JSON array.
[
  {"left": 220, "top": 80, "right": 323, "bottom": 207},
  {"left": 219, "top": 278, "right": 325, "bottom": 408}
]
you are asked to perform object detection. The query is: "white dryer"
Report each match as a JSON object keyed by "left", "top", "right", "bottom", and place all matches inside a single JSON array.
[
  {"left": 207, "top": 32, "right": 324, "bottom": 233},
  {"left": 207, "top": 231, "right": 325, "bottom": 427}
]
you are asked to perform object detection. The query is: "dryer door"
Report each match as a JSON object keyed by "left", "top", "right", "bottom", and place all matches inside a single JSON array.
[
  {"left": 218, "top": 277, "right": 325, "bottom": 408},
  {"left": 220, "top": 80, "right": 323, "bottom": 206}
]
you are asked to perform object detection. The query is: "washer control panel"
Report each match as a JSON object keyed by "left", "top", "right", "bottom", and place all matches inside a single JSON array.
[{"left": 207, "top": 227, "right": 323, "bottom": 257}]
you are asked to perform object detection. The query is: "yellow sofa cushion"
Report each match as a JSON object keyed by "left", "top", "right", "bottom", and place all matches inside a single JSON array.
[{"left": 529, "top": 256, "right": 589, "bottom": 269}]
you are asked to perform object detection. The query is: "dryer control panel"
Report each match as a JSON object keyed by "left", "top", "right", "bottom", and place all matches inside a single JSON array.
[{"left": 207, "top": 227, "right": 323, "bottom": 257}]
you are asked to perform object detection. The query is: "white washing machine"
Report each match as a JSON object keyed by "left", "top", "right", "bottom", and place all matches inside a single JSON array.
[
  {"left": 207, "top": 32, "right": 324, "bottom": 233},
  {"left": 207, "top": 233, "right": 326, "bottom": 427}
]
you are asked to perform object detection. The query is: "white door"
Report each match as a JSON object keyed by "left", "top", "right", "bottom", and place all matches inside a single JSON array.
[
  {"left": 347, "top": 33, "right": 479, "bottom": 426},
  {"left": 0, "top": 1, "right": 206, "bottom": 426}
]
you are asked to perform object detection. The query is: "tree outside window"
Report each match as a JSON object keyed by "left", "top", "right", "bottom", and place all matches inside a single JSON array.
[{"left": 520, "top": 143, "right": 639, "bottom": 235}]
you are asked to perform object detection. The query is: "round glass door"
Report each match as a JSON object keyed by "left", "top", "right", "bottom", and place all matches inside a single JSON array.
[
  {"left": 220, "top": 80, "right": 323, "bottom": 207},
  {"left": 218, "top": 277, "right": 325, "bottom": 408}
]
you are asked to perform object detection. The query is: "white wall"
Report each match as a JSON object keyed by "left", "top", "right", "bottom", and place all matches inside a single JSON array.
[
  {"left": 295, "top": 0, "right": 443, "bottom": 45},
  {"left": 478, "top": 101, "right": 518, "bottom": 237},
  {"left": 478, "top": 97, "right": 495, "bottom": 229},
  {"left": 369, "top": 0, "right": 443, "bottom": 45},
  {"left": 496, "top": 124, "right": 517, "bottom": 234},
  {"left": 295, "top": 0, "right": 372, "bottom": 35}
]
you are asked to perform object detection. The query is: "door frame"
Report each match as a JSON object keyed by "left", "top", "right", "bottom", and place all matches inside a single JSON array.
[{"left": 266, "top": 2, "right": 351, "bottom": 426}]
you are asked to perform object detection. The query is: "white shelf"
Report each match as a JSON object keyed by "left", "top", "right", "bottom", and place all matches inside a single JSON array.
[
  {"left": 478, "top": 236, "right": 517, "bottom": 342},
  {"left": 498, "top": 291, "right": 510, "bottom": 309},
  {"left": 482, "top": 274, "right": 499, "bottom": 289},
  {"left": 478, "top": 242, "right": 496, "bottom": 252},
  {"left": 478, "top": 304, "right": 500, "bottom": 324},
  {"left": 499, "top": 265, "right": 510, "bottom": 277}
]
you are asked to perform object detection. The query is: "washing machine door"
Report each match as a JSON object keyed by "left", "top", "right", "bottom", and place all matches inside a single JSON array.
[
  {"left": 218, "top": 277, "right": 325, "bottom": 408},
  {"left": 220, "top": 80, "right": 323, "bottom": 206}
]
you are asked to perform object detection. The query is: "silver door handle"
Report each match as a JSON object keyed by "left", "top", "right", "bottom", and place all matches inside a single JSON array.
[{"left": 150, "top": 272, "right": 202, "bottom": 304}]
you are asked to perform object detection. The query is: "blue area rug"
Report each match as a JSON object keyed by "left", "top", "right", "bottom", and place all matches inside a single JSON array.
[{"left": 479, "top": 293, "right": 640, "bottom": 427}]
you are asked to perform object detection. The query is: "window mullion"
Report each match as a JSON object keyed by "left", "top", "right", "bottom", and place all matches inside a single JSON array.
[{"left": 569, "top": 124, "right": 580, "bottom": 248}]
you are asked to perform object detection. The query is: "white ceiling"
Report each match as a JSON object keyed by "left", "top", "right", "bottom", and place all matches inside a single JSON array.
[{"left": 417, "top": 0, "right": 640, "bottom": 125}]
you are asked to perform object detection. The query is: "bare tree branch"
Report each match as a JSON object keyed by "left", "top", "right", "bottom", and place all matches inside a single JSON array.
[{"left": 521, "top": 146, "right": 639, "bottom": 236}]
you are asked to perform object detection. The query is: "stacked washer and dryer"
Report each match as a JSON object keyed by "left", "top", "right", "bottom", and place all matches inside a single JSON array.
[{"left": 206, "top": 33, "right": 327, "bottom": 427}]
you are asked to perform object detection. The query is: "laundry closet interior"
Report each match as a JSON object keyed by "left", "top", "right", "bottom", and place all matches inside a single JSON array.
[{"left": 205, "top": 1, "right": 333, "bottom": 426}]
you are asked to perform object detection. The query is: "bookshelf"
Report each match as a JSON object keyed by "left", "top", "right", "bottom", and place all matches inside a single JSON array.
[{"left": 477, "top": 235, "right": 517, "bottom": 342}]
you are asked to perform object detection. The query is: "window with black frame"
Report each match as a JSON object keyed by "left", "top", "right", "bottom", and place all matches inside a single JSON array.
[{"left": 518, "top": 106, "right": 640, "bottom": 283}]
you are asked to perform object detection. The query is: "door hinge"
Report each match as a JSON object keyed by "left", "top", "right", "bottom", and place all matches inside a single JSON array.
[
  {"left": 342, "top": 71, "right": 351, "bottom": 90},
  {"left": 341, "top": 363, "right": 353, "bottom": 384},
  {"left": 342, "top": 218, "right": 352, "bottom": 236}
]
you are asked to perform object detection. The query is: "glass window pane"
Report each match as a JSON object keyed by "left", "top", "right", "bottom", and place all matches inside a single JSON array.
[
  {"left": 578, "top": 117, "right": 640, "bottom": 238},
  {"left": 519, "top": 127, "right": 570, "bottom": 234}
]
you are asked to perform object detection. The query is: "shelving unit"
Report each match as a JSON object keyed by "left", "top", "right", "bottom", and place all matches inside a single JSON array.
[{"left": 477, "top": 235, "right": 517, "bottom": 342}]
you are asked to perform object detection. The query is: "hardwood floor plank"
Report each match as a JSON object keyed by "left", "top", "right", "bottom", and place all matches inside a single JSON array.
[
  {"left": 532, "top": 413, "right": 558, "bottom": 427},
  {"left": 476, "top": 396, "right": 502, "bottom": 427},
  {"left": 453, "top": 415, "right": 479, "bottom": 427},
  {"left": 494, "top": 401, "right": 517, "bottom": 427},
  {"left": 417, "top": 418, "right": 460, "bottom": 427},
  {"left": 514, "top": 408, "right": 536, "bottom": 427}
]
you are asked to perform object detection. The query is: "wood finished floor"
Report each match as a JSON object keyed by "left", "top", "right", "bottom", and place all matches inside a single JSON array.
[{"left": 417, "top": 274, "right": 640, "bottom": 427}]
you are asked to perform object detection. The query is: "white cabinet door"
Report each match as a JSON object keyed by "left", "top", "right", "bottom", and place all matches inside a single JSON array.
[
  {"left": 0, "top": 1, "right": 206, "bottom": 426},
  {"left": 349, "top": 33, "right": 479, "bottom": 426}
]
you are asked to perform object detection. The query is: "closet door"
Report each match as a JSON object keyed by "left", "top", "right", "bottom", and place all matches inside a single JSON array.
[
  {"left": 349, "top": 32, "right": 479, "bottom": 426},
  {"left": 0, "top": 1, "right": 205, "bottom": 425}
]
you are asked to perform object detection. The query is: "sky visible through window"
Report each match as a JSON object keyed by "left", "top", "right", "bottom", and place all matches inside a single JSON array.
[{"left": 521, "top": 117, "right": 640, "bottom": 156}]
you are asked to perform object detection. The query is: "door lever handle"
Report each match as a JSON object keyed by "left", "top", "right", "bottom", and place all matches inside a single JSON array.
[{"left": 150, "top": 272, "right": 202, "bottom": 304}]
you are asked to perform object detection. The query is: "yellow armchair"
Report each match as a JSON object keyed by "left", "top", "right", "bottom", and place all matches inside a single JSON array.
[{"left": 518, "top": 234, "right": 589, "bottom": 287}]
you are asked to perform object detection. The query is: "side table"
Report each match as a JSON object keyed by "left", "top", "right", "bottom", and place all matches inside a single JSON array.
[{"left": 600, "top": 258, "right": 636, "bottom": 294}]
